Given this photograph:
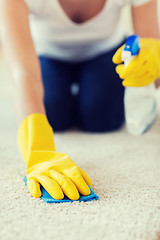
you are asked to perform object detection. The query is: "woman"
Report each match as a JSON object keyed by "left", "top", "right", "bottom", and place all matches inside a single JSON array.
[{"left": 0, "top": 0, "right": 160, "bottom": 200}]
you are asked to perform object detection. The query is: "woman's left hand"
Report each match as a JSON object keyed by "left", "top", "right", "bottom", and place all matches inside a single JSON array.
[{"left": 112, "top": 38, "right": 160, "bottom": 87}]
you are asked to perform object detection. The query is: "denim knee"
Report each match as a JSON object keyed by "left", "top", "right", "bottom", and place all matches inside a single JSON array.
[
  {"left": 78, "top": 100, "right": 124, "bottom": 132},
  {"left": 44, "top": 96, "right": 75, "bottom": 132}
]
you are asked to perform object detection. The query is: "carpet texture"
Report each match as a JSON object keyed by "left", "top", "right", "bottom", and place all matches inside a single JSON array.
[{"left": 0, "top": 49, "right": 160, "bottom": 240}]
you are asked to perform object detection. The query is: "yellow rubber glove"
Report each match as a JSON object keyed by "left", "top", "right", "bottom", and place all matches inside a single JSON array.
[
  {"left": 17, "top": 113, "right": 91, "bottom": 200},
  {"left": 112, "top": 38, "right": 160, "bottom": 87}
]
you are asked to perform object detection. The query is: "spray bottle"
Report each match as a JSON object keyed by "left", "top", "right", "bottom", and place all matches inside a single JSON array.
[{"left": 122, "top": 35, "right": 157, "bottom": 135}]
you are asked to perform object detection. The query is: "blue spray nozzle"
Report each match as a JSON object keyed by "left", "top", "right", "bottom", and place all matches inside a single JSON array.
[{"left": 124, "top": 35, "right": 140, "bottom": 56}]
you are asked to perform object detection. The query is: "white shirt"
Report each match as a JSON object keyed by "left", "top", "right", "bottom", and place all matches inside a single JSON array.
[{"left": 24, "top": 0, "right": 151, "bottom": 62}]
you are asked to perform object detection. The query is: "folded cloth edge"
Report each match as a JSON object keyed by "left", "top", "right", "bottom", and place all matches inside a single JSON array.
[{"left": 24, "top": 176, "right": 99, "bottom": 203}]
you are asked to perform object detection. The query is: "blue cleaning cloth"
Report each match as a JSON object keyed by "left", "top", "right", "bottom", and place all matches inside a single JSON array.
[{"left": 24, "top": 176, "right": 99, "bottom": 203}]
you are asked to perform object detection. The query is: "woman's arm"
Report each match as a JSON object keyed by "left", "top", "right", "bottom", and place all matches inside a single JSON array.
[
  {"left": 0, "top": 0, "right": 92, "bottom": 201},
  {"left": 113, "top": 0, "right": 160, "bottom": 87},
  {"left": 132, "top": 0, "right": 160, "bottom": 38},
  {"left": 0, "top": 0, "right": 45, "bottom": 124},
  {"left": 132, "top": 0, "right": 160, "bottom": 87}
]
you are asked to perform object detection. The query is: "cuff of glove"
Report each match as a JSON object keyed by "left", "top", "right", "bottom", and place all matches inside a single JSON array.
[{"left": 17, "top": 113, "right": 56, "bottom": 164}]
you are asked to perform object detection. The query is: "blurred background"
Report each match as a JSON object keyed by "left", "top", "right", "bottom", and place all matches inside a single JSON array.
[{"left": 0, "top": 3, "right": 159, "bottom": 135}]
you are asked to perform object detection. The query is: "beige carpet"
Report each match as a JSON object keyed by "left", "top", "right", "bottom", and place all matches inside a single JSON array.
[{"left": 0, "top": 50, "right": 160, "bottom": 240}]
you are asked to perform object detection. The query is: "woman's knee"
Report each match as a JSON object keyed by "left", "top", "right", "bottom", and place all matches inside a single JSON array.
[
  {"left": 39, "top": 57, "right": 77, "bottom": 131},
  {"left": 44, "top": 96, "right": 75, "bottom": 132},
  {"left": 78, "top": 99, "right": 125, "bottom": 132}
]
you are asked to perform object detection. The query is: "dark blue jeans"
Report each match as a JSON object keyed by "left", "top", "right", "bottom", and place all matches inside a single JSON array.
[{"left": 39, "top": 45, "right": 125, "bottom": 132}]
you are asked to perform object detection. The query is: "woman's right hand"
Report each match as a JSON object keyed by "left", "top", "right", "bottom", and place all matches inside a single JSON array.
[
  {"left": 18, "top": 113, "right": 91, "bottom": 200},
  {"left": 26, "top": 150, "right": 92, "bottom": 200}
]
